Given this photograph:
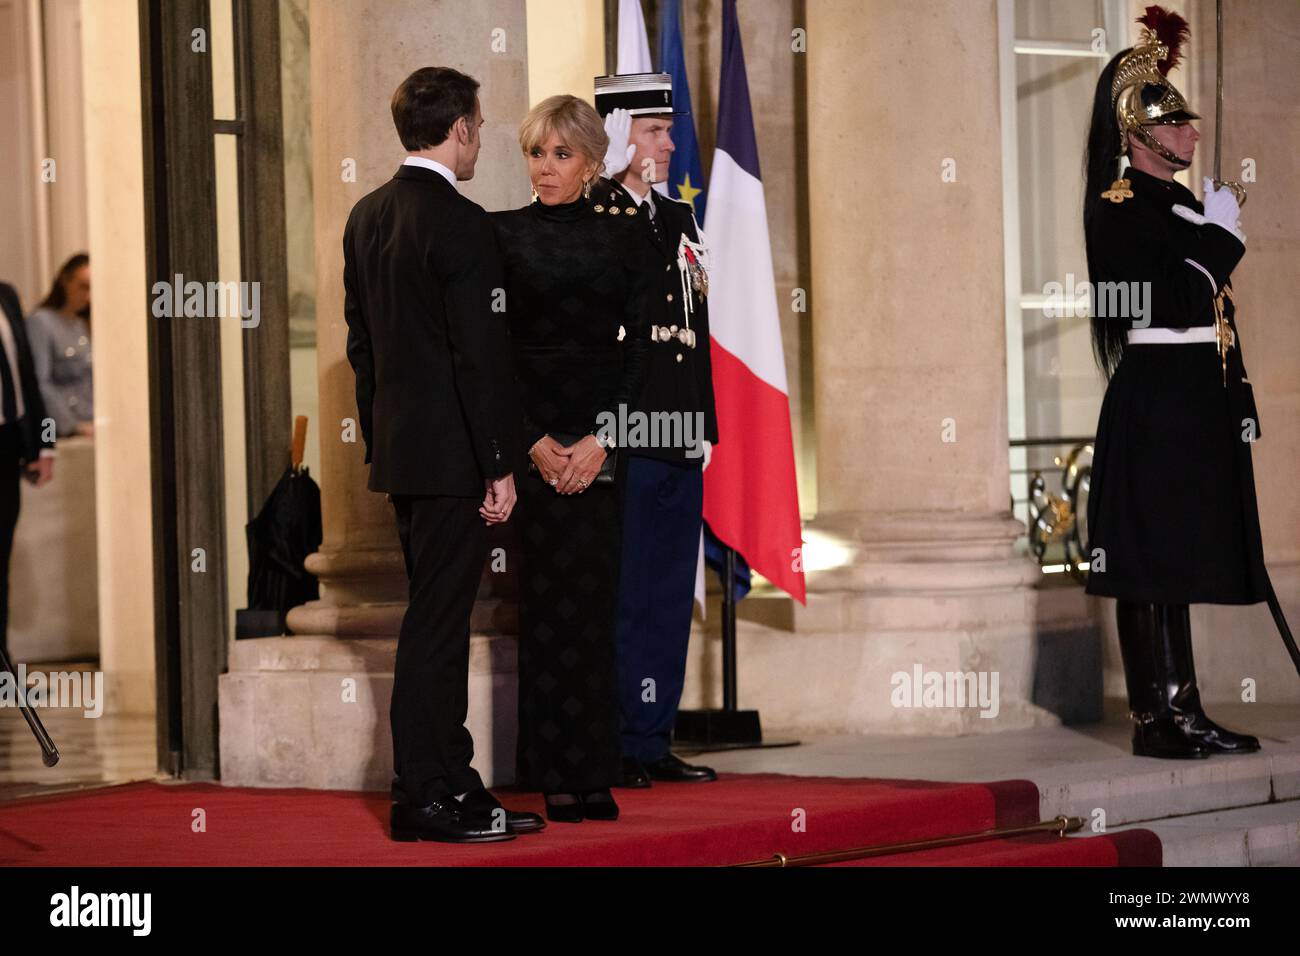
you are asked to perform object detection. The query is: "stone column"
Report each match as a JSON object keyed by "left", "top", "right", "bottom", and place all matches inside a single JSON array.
[
  {"left": 292, "top": 0, "right": 530, "bottom": 631},
  {"left": 701, "top": 0, "right": 1051, "bottom": 735},
  {"left": 221, "top": 0, "right": 530, "bottom": 789}
]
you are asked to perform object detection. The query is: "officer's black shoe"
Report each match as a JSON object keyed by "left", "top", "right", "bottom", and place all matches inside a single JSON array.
[
  {"left": 1162, "top": 605, "right": 1261, "bottom": 754},
  {"left": 1130, "top": 713, "right": 1212, "bottom": 759},
  {"left": 1116, "top": 601, "right": 1211, "bottom": 759},
  {"left": 620, "top": 757, "right": 652, "bottom": 789},
  {"left": 390, "top": 799, "right": 516, "bottom": 843},
  {"left": 459, "top": 786, "right": 547, "bottom": 834},
  {"left": 645, "top": 752, "right": 718, "bottom": 782}
]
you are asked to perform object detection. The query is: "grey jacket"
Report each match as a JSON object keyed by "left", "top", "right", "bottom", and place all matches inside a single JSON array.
[{"left": 26, "top": 307, "right": 92, "bottom": 436}]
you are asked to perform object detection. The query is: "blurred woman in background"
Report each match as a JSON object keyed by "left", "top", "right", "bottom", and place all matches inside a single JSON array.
[{"left": 27, "top": 253, "right": 93, "bottom": 439}]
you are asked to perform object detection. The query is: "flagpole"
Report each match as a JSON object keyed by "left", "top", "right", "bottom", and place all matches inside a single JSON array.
[
  {"left": 722, "top": 546, "right": 738, "bottom": 710},
  {"left": 667, "top": 0, "right": 800, "bottom": 754},
  {"left": 674, "top": 542, "right": 798, "bottom": 752}
]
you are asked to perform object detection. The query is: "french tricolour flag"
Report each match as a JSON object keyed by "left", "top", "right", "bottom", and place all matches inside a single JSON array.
[{"left": 702, "top": 0, "right": 806, "bottom": 604}]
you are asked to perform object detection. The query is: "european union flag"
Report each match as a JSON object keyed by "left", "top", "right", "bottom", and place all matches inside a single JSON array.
[{"left": 657, "top": 0, "right": 707, "bottom": 221}]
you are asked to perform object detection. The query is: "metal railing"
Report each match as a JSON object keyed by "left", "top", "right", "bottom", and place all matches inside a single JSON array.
[{"left": 1009, "top": 436, "right": 1094, "bottom": 583}]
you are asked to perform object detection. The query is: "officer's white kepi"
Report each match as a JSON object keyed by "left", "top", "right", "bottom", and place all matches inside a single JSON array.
[{"left": 593, "top": 72, "right": 688, "bottom": 118}]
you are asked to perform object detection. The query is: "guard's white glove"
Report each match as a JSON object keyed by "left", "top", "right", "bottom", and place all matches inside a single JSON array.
[
  {"left": 1171, "top": 177, "right": 1245, "bottom": 246},
  {"left": 701, "top": 440, "right": 712, "bottom": 471},
  {"left": 602, "top": 108, "right": 635, "bottom": 178}
]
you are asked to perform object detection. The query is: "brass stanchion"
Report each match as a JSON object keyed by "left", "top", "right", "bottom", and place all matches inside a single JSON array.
[{"left": 730, "top": 815, "right": 1085, "bottom": 867}]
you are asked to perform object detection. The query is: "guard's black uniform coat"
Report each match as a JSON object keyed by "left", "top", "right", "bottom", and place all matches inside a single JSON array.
[
  {"left": 599, "top": 177, "right": 719, "bottom": 464},
  {"left": 1084, "top": 167, "right": 1267, "bottom": 605}
]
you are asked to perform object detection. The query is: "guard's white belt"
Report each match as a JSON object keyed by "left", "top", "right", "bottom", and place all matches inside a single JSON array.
[{"left": 1126, "top": 326, "right": 1217, "bottom": 345}]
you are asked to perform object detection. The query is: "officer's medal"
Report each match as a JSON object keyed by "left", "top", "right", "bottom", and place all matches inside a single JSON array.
[{"left": 677, "top": 236, "right": 709, "bottom": 300}]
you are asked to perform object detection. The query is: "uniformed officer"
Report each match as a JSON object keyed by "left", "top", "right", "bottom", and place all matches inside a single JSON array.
[
  {"left": 1082, "top": 7, "right": 1261, "bottom": 758},
  {"left": 593, "top": 73, "right": 720, "bottom": 787}
]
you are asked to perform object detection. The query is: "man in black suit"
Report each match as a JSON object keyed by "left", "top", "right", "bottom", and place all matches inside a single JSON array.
[
  {"left": 343, "top": 66, "right": 541, "bottom": 843},
  {"left": 0, "top": 281, "right": 56, "bottom": 665}
]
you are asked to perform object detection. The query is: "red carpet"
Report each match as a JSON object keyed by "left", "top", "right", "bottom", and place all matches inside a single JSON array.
[
  {"left": 835, "top": 830, "right": 1162, "bottom": 866},
  {"left": 0, "top": 773, "right": 1159, "bottom": 867}
]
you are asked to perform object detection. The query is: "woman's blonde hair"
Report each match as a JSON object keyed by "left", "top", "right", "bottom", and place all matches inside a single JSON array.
[{"left": 519, "top": 94, "right": 608, "bottom": 176}]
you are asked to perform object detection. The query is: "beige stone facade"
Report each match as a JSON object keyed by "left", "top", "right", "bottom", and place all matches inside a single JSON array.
[{"left": 32, "top": 0, "right": 1295, "bottom": 788}]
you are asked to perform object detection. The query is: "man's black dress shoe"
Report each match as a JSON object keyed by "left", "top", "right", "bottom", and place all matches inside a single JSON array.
[
  {"left": 645, "top": 753, "right": 717, "bottom": 782},
  {"left": 390, "top": 779, "right": 545, "bottom": 834},
  {"left": 390, "top": 798, "right": 516, "bottom": 843},
  {"left": 459, "top": 786, "right": 546, "bottom": 834},
  {"left": 620, "top": 757, "right": 652, "bottom": 789}
]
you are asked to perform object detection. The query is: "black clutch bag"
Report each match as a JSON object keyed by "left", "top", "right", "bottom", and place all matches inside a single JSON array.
[{"left": 527, "top": 432, "right": 616, "bottom": 485}]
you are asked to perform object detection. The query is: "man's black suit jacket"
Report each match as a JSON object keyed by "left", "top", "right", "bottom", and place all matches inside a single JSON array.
[
  {"left": 0, "top": 282, "right": 56, "bottom": 464},
  {"left": 343, "top": 164, "right": 516, "bottom": 496}
]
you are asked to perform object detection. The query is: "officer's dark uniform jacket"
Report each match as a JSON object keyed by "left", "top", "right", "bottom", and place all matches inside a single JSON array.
[
  {"left": 1083, "top": 166, "right": 1268, "bottom": 606},
  {"left": 598, "top": 177, "right": 719, "bottom": 466}
]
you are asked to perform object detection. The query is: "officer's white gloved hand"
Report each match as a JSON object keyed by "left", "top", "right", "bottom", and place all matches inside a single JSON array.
[
  {"left": 602, "top": 108, "right": 636, "bottom": 178},
  {"left": 701, "top": 440, "right": 712, "bottom": 471},
  {"left": 1171, "top": 177, "right": 1245, "bottom": 246}
]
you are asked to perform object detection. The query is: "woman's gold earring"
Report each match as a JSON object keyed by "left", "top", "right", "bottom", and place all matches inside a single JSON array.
[
  {"left": 530, "top": 184, "right": 539, "bottom": 202},
  {"left": 582, "top": 178, "right": 592, "bottom": 200}
]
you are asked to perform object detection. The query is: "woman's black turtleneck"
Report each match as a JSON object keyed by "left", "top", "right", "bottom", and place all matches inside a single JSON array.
[{"left": 491, "top": 191, "right": 652, "bottom": 460}]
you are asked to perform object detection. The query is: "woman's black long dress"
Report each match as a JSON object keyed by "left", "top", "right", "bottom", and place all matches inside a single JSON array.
[{"left": 492, "top": 191, "right": 651, "bottom": 793}]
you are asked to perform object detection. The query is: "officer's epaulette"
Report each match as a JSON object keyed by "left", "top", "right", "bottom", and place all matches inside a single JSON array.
[{"left": 1100, "top": 176, "right": 1134, "bottom": 204}]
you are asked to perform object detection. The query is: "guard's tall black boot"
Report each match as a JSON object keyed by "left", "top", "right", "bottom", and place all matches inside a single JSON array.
[
  {"left": 1161, "top": 604, "right": 1261, "bottom": 754},
  {"left": 1115, "top": 601, "right": 1210, "bottom": 758}
]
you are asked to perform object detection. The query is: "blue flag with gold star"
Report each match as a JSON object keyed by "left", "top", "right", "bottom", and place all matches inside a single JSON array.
[{"left": 657, "top": 0, "right": 706, "bottom": 220}]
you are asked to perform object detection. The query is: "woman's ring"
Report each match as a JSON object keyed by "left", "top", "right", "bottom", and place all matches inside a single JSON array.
[
  {"left": 548, "top": 477, "right": 558, "bottom": 486},
  {"left": 578, "top": 478, "right": 588, "bottom": 488}
]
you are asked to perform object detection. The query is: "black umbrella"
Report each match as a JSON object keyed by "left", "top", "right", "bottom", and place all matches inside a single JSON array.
[{"left": 239, "top": 416, "right": 321, "bottom": 637}]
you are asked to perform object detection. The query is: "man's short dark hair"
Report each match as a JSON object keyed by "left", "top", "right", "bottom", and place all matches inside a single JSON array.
[{"left": 391, "top": 67, "right": 480, "bottom": 151}]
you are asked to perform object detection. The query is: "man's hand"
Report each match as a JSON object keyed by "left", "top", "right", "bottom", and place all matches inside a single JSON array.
[
  {"left": 556, "top": 435, "right": 606, "bottom": 495},
  {"left": 701, "top": 440, "right": 712, "bottom": 471},
  {"left": 25, "top": 457, "right": 54, "bottom": 487},
  {"left": 480, "top": 473, "right": 516, "bottom": 524},
  {"left": 602, "top": 108, "right": 636, "bottom": 178}
]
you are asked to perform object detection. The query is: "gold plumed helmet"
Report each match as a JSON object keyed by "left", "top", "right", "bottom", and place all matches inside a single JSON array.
[{"left": 1112, "top": 6, "right": 1198, "bottom": 167}]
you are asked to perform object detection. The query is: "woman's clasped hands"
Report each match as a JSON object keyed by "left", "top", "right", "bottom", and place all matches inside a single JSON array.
[{"left": 530, "top": 434, "right": 606, "bottom": 494}]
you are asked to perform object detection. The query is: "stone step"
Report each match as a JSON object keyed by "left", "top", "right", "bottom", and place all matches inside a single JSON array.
[
  {"left": 1109, "top": 800, "right": 1300, "bottom": 866},
  {"left": 702, "top": 702, "right": 1300, "bottom": 828},
  {"left": 1036, "top": 748, "right": 1298, "bottom": 828}
]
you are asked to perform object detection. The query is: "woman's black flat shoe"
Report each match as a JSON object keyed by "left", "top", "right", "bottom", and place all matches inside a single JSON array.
[
  {"left": 579, "top": 789, "right": 619, "bottom": 821},
  {"left": 544, "top": 793, "right": 584, "bottom": 823}
]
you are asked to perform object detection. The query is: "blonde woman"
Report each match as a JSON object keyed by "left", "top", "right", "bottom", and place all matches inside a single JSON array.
[{"left": 492, "top": 95, "right": 652, "bottom": 822}]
